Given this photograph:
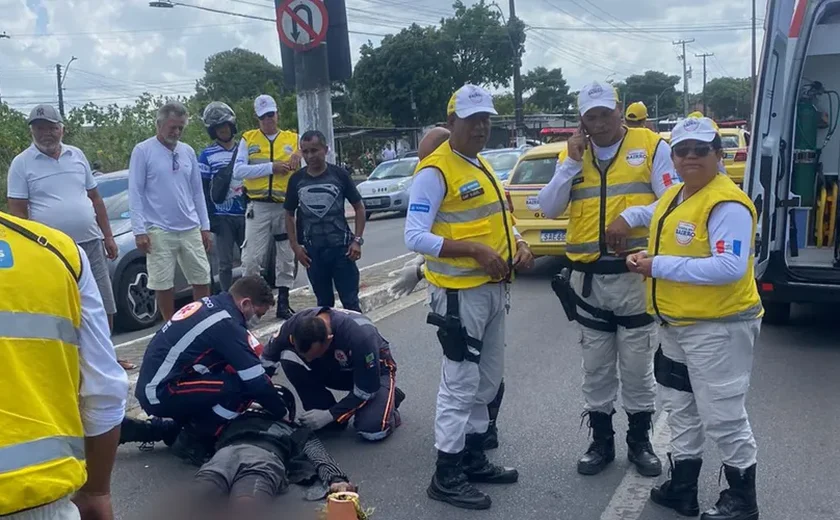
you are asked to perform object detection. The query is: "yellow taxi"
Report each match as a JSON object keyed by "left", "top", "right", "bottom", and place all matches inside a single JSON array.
[
  {"left": 718, "top": 128, "right": 750, "bottom": 186},
  {"left": 503, "top": 141, "right": 569, "bottom": 256}
]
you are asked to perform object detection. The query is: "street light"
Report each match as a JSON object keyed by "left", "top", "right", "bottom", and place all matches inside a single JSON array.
[
  {"left": 0, "top": 32, "right": 9, "bottom": 40},
  {"left": 149, "top": 1, "right": 275, "bottom": 23}
]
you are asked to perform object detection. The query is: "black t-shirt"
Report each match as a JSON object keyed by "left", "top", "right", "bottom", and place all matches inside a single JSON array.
[{"left": 284, "top": 164, "right": 362, "bottom": 249}]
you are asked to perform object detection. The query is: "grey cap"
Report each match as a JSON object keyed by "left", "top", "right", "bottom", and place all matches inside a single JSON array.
[{"left": 28, "top": 104, "right": 63, "bottom": 124}]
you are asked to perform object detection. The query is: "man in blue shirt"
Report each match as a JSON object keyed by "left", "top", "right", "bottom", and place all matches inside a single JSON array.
[{"left": 199, "top": 102, "right": 247, "bottom": 292}]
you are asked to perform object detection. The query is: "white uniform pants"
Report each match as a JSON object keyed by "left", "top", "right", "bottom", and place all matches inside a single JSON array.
[
  {"left": 661, "top": 319, "right": 760, "bottom": 469},
  {"left": 242, "top": 201, "right": 295, "bottom": 288},
  {"left": 571, "top": 271, "right": 657, "bottom": 414},
  {"left": 430, "top": 283, "right": 506, "bottom": 454},
  {"left": 5, "top": 497, "right": 80, "bottom": 520}
]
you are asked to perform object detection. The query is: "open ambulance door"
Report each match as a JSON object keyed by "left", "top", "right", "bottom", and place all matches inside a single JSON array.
[{"left": 745, "top": 0, "right": 798, "bottom": 278}]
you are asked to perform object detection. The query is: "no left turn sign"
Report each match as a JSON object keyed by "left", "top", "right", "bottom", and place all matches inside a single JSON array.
[{"left": 277, "top": 0, "right": 329, "bottom": 51}]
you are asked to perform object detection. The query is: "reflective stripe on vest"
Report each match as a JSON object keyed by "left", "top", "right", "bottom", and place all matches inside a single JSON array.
[
  {"left": 425, "top": 259, "right": 487, "bottom": 278},
  {"left": 565, "top": 237, "right": 648, "bottom": 255},
  {"left": 434, "top": 201, "right": 503, "bottom": 224},
  {"left": 0, "top": 312, "right": 79, "bottom": 345},
  {"left": 0, "top": 436, "right": 84, "bottom": 474},
  {"left": 569, "top": 181, "right": 654, "bottom": 202},
  {"left": 657, "top": 302, "right": 764, "bottom": 326}
]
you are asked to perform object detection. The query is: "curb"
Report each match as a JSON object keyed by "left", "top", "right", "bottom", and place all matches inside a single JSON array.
[{"left": 124, "top": 275, "right": 428, "bottom": 419}]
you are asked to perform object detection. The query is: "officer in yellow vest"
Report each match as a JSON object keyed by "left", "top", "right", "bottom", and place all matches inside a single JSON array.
[
  {"left": 625, "top": 101, "right": 649, "bottom": 128},
  {"left": 621, "top": 117, "right": 761, "bottom": 520},
  {"left": 538, "top": 80, "right": 677, "bottom": 478},
  {"left": 234, "top": 94, "right": 301, "bottom": 319},
  {"left": 404, "top": 84, "right": 534, "bottom": 510},
  {"left": 0, "top": 212, "right": 128, "bottom": 519}
]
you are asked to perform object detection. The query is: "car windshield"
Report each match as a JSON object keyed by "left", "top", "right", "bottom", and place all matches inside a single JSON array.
[
  {"left": 368, "top": 159, "right": 418, "bottom": 180},
  {"left": 721, "top": 135, "right": 740, "bottom": 149},
  {"left": 98, "top": 178, "right": 130, "bottom": 221},
  {"left": 483, "top": 152, "right": 520, "bottom": 172},
  {"left": 510, "top": 157, "right": 558, "bottom": 185}
]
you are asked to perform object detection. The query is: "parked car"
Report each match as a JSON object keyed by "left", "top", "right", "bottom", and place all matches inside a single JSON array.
[
  {"left": 356, "top": 157, "right": 419, "bottom": 219},
  {"left": 504, "top": 141, "right": 570, "bottom": 256},
  {"left": 481, "top": 148, "right": 526, "bottom": 182},
  {"left": 98, "top": 171, "right": 267, "bottom": 331},
  {"left": 719, "top": 128, "right": 750, "bottom": 186}
]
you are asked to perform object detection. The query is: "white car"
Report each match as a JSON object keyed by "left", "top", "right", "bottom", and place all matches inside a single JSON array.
[{"left": 357, "top": 158, "right": 419, "bottom": 219}]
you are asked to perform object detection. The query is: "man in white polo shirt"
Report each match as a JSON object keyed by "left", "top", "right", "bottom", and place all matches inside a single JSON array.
[
  {"left": 129, "top": 100, "right": 212, "bottom": 322},
  {"left": 6, "top": 104, "right": 122, "bottom": 335}
]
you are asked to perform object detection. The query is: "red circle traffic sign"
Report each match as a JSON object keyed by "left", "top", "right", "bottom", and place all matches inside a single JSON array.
[{"left": 277, "top": 0, "right": 329, "bottom": 51}]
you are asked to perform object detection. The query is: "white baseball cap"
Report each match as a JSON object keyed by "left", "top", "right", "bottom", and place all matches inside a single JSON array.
[
  {"left": 254, "top": 94, "right": 278, "bottom": 117},
  {"left": 577, "top": 81, "right": 618, "bottom": 116},
  {"left": 670, "top": 117, "right": 719, "bottom": 147},
  {"left": 447, "top": 84, "right": 497, "bottom": 118}
]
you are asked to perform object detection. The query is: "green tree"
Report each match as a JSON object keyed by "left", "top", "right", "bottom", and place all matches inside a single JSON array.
[
  {"left": 522, "top": 67, "right": 573, "bottom": 113},
  {"left": 704, "top": 77, "right": 751, "bottom": 120},
  {"left": 614, "top": 70, "right": 681, "bottom": 119},
  {"left": 0, "top": 103, "right": 31, "bottom": 209},
  {"left": 195, "top": 48, "right": 287, "bottom": 104}
]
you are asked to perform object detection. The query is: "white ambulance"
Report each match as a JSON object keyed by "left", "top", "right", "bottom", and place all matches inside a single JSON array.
[{"left": 746, "top": 0, "right": 840, "bottom": 323}]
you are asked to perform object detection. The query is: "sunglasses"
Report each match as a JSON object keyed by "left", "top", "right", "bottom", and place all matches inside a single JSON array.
[
  {"left": 258, "top": 111, "right": 277, "bottom": 120},
  {"left": 172, "top": 151, "right": 180, "bottom": 172},
  {"left": 673, "top": 143, "right": 714, "bottom": 158}
]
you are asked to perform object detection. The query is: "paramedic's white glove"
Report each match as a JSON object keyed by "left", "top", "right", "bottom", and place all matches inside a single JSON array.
[
  {"left": 388, "top": 255, "right": 425, "bottom": 299},
  {"left": 299, "top": 408, "right": 334, "bottom": 430}
]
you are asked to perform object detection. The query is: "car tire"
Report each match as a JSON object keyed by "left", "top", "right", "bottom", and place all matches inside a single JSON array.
[
  {"left": 365, "top": 211, "right": 373, "bottom": 221},
  {"left": 115, "top": 261, "right": 160, "bottom": 331},
  {"left": 762, "top": 301, "right": 790, "bottom": 325}
]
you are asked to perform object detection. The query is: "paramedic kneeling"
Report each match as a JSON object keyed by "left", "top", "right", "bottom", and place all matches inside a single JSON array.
[
  {"left": 135, "top": 275, "right": 290, "bottom": 465},
  {"left": 618, "top": 116, "right": 762, "bottom": 520}
]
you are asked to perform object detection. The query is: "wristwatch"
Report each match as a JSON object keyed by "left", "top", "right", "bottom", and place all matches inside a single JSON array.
[{"left": 353, "top": 236, "right": 365, "bottom": 246}]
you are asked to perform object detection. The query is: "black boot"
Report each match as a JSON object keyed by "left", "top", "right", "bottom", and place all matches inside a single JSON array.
[
  {"left": 482, "top": 379, "right": 505, "bottom": 450},
  {"left": 275, "top": 287, "right": 294, "bottom": 320},
  {"left": 627, "top": 411, "right": 663, "bottom": 476},
  {"left": 577, "top": 411, "right": 616, "bottom": 475},
  {"left": 119, "top": 417, "right": 180, "bottom": 447},
  {"left": 650, "top": 455, "right": 702, "bottom": 516},
  {"left": 394, "top": 387, "right": 406, "bottom": 409},
  {"left": 462, "top": 433, "right": 519, "bottom": 484},
  {"left": 170, "top": 426, "right": 215, "bottom": 467},
  {"left": 427, "top": 450, "right": 492, "bottom": 510},
  {"left": 701, "top": 464, "right": 759, "bottom": 520}
]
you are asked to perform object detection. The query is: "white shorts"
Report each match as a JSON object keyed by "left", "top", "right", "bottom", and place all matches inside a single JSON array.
[{"left": 146, "top": 227, "right": 211, "bottom": 290}]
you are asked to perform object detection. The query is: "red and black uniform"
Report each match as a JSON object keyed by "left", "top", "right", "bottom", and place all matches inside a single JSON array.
[
  {"left": 136, "top": 293, "right": 287, "bottom": 437},
  {"left": 263, "top": 307, "right": 400, "bottom": 441}
]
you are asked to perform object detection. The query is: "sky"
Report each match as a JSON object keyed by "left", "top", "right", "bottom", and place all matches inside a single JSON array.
[{"left": 0, "top": 0, "right": 767, "bottom": 114}]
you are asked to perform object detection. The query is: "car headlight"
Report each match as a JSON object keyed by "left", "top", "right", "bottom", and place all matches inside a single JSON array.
[{"left": 389, "top": 180, "right": 410, "bottom": 193}]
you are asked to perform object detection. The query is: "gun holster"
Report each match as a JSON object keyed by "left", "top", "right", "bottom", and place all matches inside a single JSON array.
[
  {"left": 654, "top": 345, "right": 693, "bottom": 393},
  {"left": 551, "top": 268, "right": 578, "bottom": 322},
  {"left": 426, "top": 289, "right": 482, "bottom": 363}
]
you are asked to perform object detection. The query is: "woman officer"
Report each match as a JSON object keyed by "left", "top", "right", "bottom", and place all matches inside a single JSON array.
[{"left": 612, "top": 116, "right": 762, "bottom": 520}]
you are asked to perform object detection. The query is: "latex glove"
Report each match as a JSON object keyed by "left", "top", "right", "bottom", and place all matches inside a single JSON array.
[
  {"left": 299, "top": 408, "right": 334, "bottom": 430},
  {"left": 388, "top": 256, "right": 425, "bottom": 298}
]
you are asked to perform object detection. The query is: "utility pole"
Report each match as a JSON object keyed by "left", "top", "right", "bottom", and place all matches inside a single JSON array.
[
  {"left": 696, "top": 52, "right": 714, "bottom": 115},
  {"left": 56, "top": 64, "right": 65, "bottom": 118},
  {"left": 751, "top": 0, "right": 757, "bottom": 103},
  {"left": 674, "top": 39, "right": 695, "bottom": 117},
  {"left": 509, "top": 0, "right": 525, "bottom": 147},
  {"left": 0, "top": 32, "right": 9, "bottom": 105}
]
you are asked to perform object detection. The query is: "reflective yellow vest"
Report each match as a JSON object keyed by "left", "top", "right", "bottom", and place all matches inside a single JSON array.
[
  {"left": 647, "top": 174, "right": 764, "bottom": 326},
  {"left": 417, "top": 142, "right": 516, "bottom": 289},
  {"left": 241, "top": 129, "right": 299, "bottom": 203},
  {"left": 0, "top": 212, "right": 86, "bottom": 515},
  {"left": 560, "top": 127, "right": 661, "bottom": 263}
]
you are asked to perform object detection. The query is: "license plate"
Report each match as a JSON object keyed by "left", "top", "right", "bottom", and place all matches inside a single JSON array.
[
  {"left": 540, "top": 230, "right": 566, "bottom": 243},
  {"left": 364, "top": 198, "right": 383, "bottom": 208}
]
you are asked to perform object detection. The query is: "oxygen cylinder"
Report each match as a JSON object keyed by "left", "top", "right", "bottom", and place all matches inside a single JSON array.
[{"left": 794, "top": 101, "right": 819, "bottom": 206}]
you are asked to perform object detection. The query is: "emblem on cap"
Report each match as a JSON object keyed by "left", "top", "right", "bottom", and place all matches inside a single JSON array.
[
  {"left": 36, "top": 108, "right": 45, "bottom": 116},
  {"left": 468, "top": 89, "right": 483, "bottom": 103},
  {"left": 684, "top": 119, "right": 700, "bottom": 132},
  {"left": 588, "top": 84, "right": 604, "bottom": 97}
]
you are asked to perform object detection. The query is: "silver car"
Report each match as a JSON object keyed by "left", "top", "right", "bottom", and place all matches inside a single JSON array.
[
  {"left": 98, "top": 171, "right": 257, "bottom": 331},
  {"left": 357, "top": 157, "right": 419, "bottom": 219}
]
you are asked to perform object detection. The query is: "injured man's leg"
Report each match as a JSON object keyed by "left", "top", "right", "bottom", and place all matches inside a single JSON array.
[{"left": 193, "top": 444, "right": 289, "bottom": 503}]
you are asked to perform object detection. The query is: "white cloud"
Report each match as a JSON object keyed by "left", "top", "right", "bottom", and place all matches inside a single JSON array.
[{"left": 0, "top": 0, "right": 765, "bottom": 113}]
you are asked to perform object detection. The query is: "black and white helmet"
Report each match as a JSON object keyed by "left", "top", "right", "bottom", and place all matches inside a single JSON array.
[{"left": 202, "top": 101, "right": 237, "bottom": 139}]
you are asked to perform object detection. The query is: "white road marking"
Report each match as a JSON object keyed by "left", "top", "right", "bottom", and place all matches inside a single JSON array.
[
  {"left": 114, "top": 252, "right": 416, "bottom": 349},
  {"left": 599, "top": 412, "right": 671, "bottom": 520}
]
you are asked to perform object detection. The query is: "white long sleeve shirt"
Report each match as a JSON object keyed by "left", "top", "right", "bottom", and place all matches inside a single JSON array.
[
  {"left": 77, "top": 245, "right": 129, "bottom": 436},
  {"left": 405, "top": 154, "right": 520, "bottom": 257},
  {"left": 538, "top": 139, "right": 677, "bottom": 219},
  {"left": 619, "top": 195, "right": 753, "bottom": 285},
  {"left": 233, "top": 133, "right": 278, "bottom": 180}
]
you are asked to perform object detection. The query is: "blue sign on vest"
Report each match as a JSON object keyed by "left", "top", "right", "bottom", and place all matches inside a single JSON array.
[{"left": 0, "top": 241, "right": 14, "bottom": 268}]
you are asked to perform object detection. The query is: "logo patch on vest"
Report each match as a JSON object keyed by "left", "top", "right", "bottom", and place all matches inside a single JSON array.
[
  {"left": 284, "top": 144, "right": 294, "bottom": 155},
  {"left": 625, "top": 149, "right": 647, "bottom": 167},
  {"left": 334, "top": 349, "right": 349, "bottom": 367},
  {"left": 248, "top": 145, "right": 261, "bottom": 155},
  {"left": 172, "top": 301, "right": 203, "bottom": 321},
  {"left": 0, "top": 241, "right": 13, "bottom": 269},
  {"left": 246, "top": 331, "right": 264, "bottom": 357},
  {"left": 459, "top": 180, "right": 485, "bottom": 201},
  {"left": 675, "top": 221, "right": 696, "bottom": 245}
]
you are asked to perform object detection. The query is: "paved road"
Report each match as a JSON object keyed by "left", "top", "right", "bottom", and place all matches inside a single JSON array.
[
  {"left": 112, "top": 257, "right": 840, "bottom": 520},
  {"left": 112, "top": 212, "right": 407, "bottom": 345}
]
